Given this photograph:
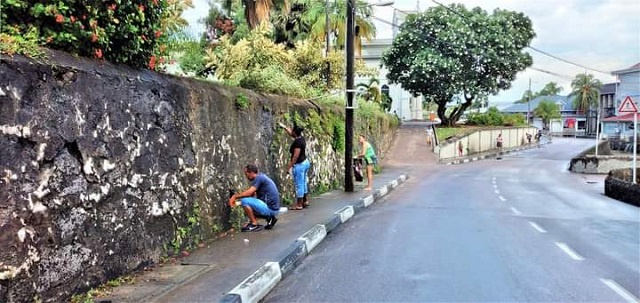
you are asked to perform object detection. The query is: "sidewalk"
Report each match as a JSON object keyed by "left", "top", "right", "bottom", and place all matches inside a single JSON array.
[{"left": 98, "top": 168, "right": 409, "bottom": 303}]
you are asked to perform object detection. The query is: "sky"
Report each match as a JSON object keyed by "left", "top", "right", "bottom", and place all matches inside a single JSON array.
[{"left": 182, "top": 0, "right": 640, "bottom": 105}]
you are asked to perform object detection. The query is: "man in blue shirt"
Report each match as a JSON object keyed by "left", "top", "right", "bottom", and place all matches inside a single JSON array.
[{"left": 228, "top": 164, "right": 280, "bottom": 232}]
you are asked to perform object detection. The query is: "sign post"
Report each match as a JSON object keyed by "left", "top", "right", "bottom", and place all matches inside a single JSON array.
[{"left": 618, "top": 96, "right": 638, "bottom": 184}]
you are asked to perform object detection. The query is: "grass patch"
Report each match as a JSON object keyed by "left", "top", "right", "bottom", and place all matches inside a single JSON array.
[{"left": 435, "top": 127, "right": 475, "bottom": 141}]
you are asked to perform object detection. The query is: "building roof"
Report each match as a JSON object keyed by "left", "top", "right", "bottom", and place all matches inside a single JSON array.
[
  {"left": 501, "top": 95, "right": 576, "bottom": 113},
  {"left": 612, "top": 63, "right": 640, "bottom": 75},
  {"left": 600, "top": 83, "right": 617, "bottom": 94},
  {"left": 602, "top": 113, "right": 638, "bottom": 122}
]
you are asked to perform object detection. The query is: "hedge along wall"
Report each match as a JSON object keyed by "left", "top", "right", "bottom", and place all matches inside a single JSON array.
[{"left": 0, "top": 50, "right": 397, "bottom": 302}]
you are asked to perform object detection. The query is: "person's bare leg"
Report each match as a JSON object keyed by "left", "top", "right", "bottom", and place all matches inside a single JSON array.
[
  {"left": 303, "top": 193, "right": 309, "bottom": 207},
  {"left": 364, "top": 165, "right": 373, "bottom": 190},
  {"left": 243, "top": 206, "right": 258, "bottom": 225}
]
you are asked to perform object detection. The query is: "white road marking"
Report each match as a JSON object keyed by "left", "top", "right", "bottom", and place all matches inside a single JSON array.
[
  {"left": 493, "top": 184, "right": 498, "bottom": 189},
  {"left": 498, "top": 196, "right": 507, "bottom": 202},
  {"left": 555, "top": 242, "right": 584, "bottom": 261},
  {"left": 600, "top": 279, "right": 640, "bottom": 303},
  {"left": 494, "top": 189, "right": 500, "bottom": 194},
  {"left": 528, "top": 221, "right": 547, "bottom": 233}
]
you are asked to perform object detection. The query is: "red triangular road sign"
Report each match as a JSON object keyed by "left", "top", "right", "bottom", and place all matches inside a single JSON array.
[{"left": 618, "top": 96, "right": 638, "bottom": 113}]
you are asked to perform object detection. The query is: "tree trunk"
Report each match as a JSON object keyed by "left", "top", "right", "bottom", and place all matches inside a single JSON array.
[{"left": 437, "top": 95, "right": 474, "bottom": 127}]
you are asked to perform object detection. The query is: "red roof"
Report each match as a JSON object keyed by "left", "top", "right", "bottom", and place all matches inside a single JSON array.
[{"left": 602, "top": 113, "right": 638, "bottom": 122}]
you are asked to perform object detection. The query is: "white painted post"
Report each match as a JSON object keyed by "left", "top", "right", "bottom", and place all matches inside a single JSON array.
[
  {"left": 595, "top": 98, "right": 600, "bottom": 156},
  {"left": 634, "top": 112, "right": 637, "bottom": 184}
]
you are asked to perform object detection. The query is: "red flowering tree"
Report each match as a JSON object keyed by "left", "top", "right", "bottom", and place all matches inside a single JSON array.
[{"left": 0, "top": 0, "right": 173, "bottom": 69}]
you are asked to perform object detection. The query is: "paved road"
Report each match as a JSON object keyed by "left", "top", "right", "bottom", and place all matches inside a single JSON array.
[{"left": 265, "top": 138, "right": 640, "bottom": 302}]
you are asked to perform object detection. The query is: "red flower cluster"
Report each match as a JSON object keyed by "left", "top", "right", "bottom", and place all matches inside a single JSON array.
[
  {"left": 94, "top": 49, "right": 103, "bottom": 59},
  {"left": 148, "top": 56, "right": 156, "bottom": 69},
  {"left": 55, "top": 14, "right": 64, "bottom": 23},
  {"left": 108, "top": 4, "right": 117, "bottom": 11}
]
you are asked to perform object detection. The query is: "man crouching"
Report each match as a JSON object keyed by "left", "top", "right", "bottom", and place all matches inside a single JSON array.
[{"left": 229, "top": 164, "right": 280, "bottom": 232}]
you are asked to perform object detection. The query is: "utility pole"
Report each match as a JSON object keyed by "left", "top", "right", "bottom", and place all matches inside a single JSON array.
[
  {"left": 344, "top": 0, "right": 355, "bottom": 192},
  {"left": 325, "top": 0, "right": 331, "bottom": 88},
  {"left": 527, "top": 78, "right": 531, "bottom": 126}
]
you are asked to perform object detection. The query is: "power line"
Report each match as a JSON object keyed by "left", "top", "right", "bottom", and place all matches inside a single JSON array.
[{"left": 429, "top": 0, "right": 612, "bottom": 75}]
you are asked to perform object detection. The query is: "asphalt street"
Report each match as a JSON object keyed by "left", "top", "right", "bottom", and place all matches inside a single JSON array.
[{"left": 264, "top": 138, "right": 640, "bottom": 302}]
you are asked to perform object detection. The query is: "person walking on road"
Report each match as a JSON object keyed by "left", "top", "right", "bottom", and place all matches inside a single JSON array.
[
  {"left": 358, "top": 134, "right": 377, "bottom": 191},
  {"left": 426, "top": 127, "right": 433, "bottom": 147},
  {"left": 496, "top": 133, "right": 504, "bottom": 157},
  {"left": 228, "top": 164, "right": 280, "bottom": 232},
  {"left": 281, "top": 124, "right": 310, "bottom": 210},
  {"left": 458, "top": 141, "right": 464, "bottom": 157}
]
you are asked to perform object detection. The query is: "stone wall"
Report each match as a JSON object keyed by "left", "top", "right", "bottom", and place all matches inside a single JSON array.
[
  {"left": 0, "top": 51, "right": 397, "bottom": 302},
  {"left": 605, "top": 169, "right": 640, "bottom": 207},
  {"left": 569, "top": 155, "right": 634, "bottom": 174}
]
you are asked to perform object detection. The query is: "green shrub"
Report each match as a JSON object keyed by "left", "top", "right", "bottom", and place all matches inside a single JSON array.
[
  {"left": 0, "top": 0, "right": 181, "bottom": 68},
  {"left": 238, "top": 65, "right": 309, "bottom": 98},
  {"left": 235, "top": 93, "right": 249, "bottom": 110}
]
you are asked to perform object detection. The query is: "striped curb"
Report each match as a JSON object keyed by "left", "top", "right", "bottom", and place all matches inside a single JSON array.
[
  {"left": 441, "top": 144, "right": 546, "bottom": 165},
  {"left": 219, "top": 173, "right": 409, "bottom": 303},
  {"left": 225, "top": 262, "right": 281, "bottom": 303}
]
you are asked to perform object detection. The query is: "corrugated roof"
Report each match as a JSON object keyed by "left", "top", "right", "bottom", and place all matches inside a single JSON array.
[
  {"left": 613, "top": 62, "right": 640, "bottom": 75},
  {"left": 501, "top": 95, "right": 576, "bottom": 113},
  {"left": 602, "top": 113, "right": 638, "bottom": 122}
]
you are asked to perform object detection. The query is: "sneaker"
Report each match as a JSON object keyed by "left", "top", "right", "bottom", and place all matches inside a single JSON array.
[
  {"left": 265, "top": 217, "right": 278, "bottom": 230},
  {"left": 241, "top": 223, "right": 262, "bottom": 232}
]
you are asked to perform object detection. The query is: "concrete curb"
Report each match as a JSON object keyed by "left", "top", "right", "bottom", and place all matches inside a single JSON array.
[
  {"left": 442, "top": 143, "right": 549, "bottom": 165},
  {"left": 219, "top": 173, "right": 409, "bottom": 303}
]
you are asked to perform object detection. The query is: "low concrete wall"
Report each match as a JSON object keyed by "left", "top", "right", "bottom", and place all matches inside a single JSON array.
[
  {"left": 569, "top": 155, "right": 634, "bottom": 174},
  {"left": 436, "top": 126, "right": 538, "bottom": 160},
  {"left": 605, "top": 169, "right": 640, "bottom": 207}
]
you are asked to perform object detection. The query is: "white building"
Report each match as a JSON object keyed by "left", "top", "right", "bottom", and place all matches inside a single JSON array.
[{"left": 357, "top": 9, "right": 424, "bottom": 121}]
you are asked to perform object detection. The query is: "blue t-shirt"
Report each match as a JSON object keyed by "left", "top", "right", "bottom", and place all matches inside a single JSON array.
[{"left": 250, "top": 173, "right": 280, "bottom": 210}]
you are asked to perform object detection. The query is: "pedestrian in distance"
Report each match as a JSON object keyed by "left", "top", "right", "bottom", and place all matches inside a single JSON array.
[
  {"left": 496, "top": 133, "right": 503, "bottom": 159},
  {"left": 426, "top": 127, "right": 433, "bottom": 147},
  {"left": 228, "top": 164, "right": 280, "bottom": 232},
  {"left": 280, "top": 123, "right": 310, "bottom": 210},
  {"left": 526, "top": 133, "right": 532, "bottom": 145},
  {"left": 458, "top": 141, "right": 464, "bottom": 157},
  {"left": 358, "top": 134, "right": 377, "bottom": 191}
]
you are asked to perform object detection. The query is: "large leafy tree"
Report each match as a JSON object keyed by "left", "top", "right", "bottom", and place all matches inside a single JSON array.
[
  {"left": 382, "top": 4, "right": 535, "bottom": 126},
  {"left": 570, "top": 73, "right": 602, "bottom": 112},
  {"left": 534, "top": 100, "right": 561, "bottom": 129}
]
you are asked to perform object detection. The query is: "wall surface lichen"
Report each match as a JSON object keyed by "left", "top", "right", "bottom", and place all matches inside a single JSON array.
[{"left": 0, "top": 50, "right": 396, "bottom": 302}]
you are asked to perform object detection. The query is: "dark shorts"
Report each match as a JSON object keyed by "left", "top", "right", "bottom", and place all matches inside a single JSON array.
[
  {"left": 497, "top": 142, "right": 503, "bottom": 148},
  {"left": 364, "top": 155, "right": 378, "bottom": 165}
]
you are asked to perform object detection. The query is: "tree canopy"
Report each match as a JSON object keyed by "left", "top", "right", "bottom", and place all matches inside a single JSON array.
[
  {"left": 517, "top": 81, "right": 563, "bottom": 103},
  {"left": 570, "top": 73, "right": 602, "bottom": 112},
  {"left": 534, "top": 100, "right": 561, "bottom": 129},
  {"left": 382, "top": 4, "right": 535, "bottom": 126}
]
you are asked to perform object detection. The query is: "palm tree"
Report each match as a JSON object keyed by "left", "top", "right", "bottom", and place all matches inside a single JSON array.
[
  {"left": 570, "top": 73, "right": 602, "bottom": 113},
  {"left": 297, "top": 0, "right": 376, "bottom": 54},
  {"left": 534, "top": 100, "right": 561, "bottom": 130},
  {"left": 357, "top": 78, "right": 382, "bottom": 103},
  {"left": 539, "top": 81, "right": 563, "bottom": 96},
  {"left": 241, "top": 0, "right": 290, "bottom": 29}
]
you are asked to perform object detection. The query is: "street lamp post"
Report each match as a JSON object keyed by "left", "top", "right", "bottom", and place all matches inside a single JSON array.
[{"left": 344, "top": 0, "right": 393, "bottom": 192}]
